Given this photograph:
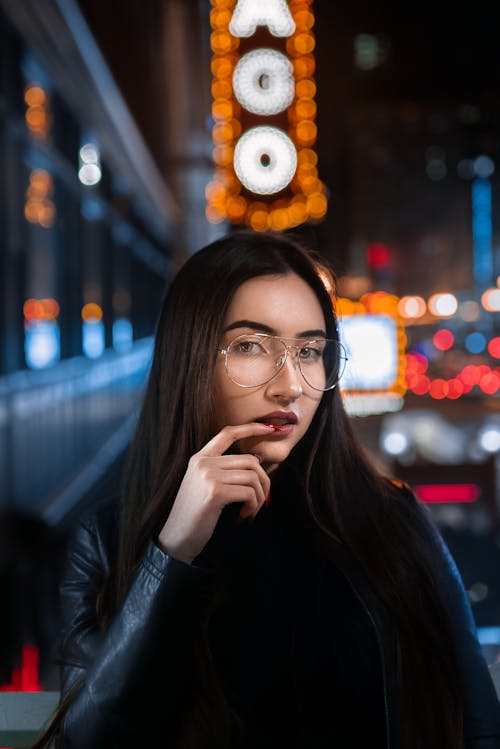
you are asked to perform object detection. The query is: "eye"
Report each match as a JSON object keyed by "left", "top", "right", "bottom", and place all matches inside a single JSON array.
[
  {"left": 232, "top": 338, "right": 265, "bottom": 356},
  {"left": 299, "top": 342, "right": 324, "bottom": 362}
]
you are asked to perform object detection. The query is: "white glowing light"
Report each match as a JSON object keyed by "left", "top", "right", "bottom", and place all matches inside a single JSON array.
[
  {"left": 339, "top": 315, "right": 398, "bottom": 390},
  {"left": 342, "top": 394, "right": 403, "bottom": 416},
  {"left": 234, "top": 126, "right": 297, "bottom": 195},
  {"left": 79, "top": 163, "right": 102, "bottom": 186},
  {"left": 233, "top": 49, "right": 294, "bottom": 115},
  {"left": 79, "top": 144, "right": 100, "bottom": 164},
  {"left": 79, "top": 141, "right": 102, "bottom": 186},
  {"left": 428, "top": 293, "right": 458, "bottom": 317},
  {"left": 479, "top": 428, "right": 500, "bottom": 453},
  {"left": 229, "top": 0, "right": 295, "bottom": 38},
  {"left": 382, "top": 431, "right": 409, "bottom": 456}
]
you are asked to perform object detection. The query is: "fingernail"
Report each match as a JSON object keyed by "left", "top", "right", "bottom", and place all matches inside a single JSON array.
[
  {"left": 254, "top": 454, "right": 263, "bottom": 463},
  {"left": 265, "top": 491, "right": 271, "bottom": 505}
]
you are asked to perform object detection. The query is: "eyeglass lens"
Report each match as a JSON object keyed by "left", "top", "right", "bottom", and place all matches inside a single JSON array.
[{"left": 225, "top": 335, "right": 347, "bottom": 390}]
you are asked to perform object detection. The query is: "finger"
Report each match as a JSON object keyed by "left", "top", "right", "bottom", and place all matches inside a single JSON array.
[
  {"left": 218, "top": 484, "right": 260, "bottom": 516},
  {"left": 198, "top": 423, "right": 275, "bottom": 458},
  {"left": 216, "top": 469, "right": 266, "bottom": 504},
  {"left": 206, "top": 454, "right": 271, "bottom": 491}
]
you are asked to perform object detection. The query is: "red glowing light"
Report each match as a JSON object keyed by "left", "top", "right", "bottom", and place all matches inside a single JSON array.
[
  {"left": 411, "top": 375, "right": 430, "bottom": 395},
  {"left": 447, "top": 378, "right": 464, "bottom": 399},
  {"left": 367, "top": 243, "right": 390, "bottom": 268},
  {"left": 429, "top": 378, "right": 449, "bottom": 399},
  {"left": 488, "top": 337, "right": 500, "bottom": 358},
  {"left": 433, "top": 329, "right": 454, "bottom": 351},
  {"left": 0, "top": 644, "right": 40, "bottom": 692},
  {"left": 406, "top": 352, "right": 428, "bottom": 374},
  {"left": 414, "top": 484, "right": 481, "bottom": 504},
  {"left": 479, "top": 371, "right": 500, "bottom": 394}
]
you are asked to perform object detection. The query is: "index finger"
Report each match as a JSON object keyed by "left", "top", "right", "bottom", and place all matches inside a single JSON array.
[{"left": 198, "top": 423, "right": 275, "bottom": 457}]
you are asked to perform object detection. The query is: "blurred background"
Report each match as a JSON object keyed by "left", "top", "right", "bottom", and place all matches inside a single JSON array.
[{"left": 1, "top": 0, "right": 500, "bottom": 693}]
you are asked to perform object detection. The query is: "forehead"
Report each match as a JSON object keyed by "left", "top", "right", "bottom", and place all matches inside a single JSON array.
[{"left": 224, "top": 273, "right": 326, "bottom": 333}]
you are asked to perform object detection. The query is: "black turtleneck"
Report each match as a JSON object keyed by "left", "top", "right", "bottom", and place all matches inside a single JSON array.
[{"left": 195, "top": 463, "right": 387, "bottom": 748}]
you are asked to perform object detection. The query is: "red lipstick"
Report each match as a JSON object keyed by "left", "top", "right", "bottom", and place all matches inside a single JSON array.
[{"left": 256, "top": 411, "right": 297, "bottom": 436}]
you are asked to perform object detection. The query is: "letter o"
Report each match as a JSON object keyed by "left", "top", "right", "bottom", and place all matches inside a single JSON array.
[
  {"left": 233, "top": 126, "right": 297, "bottom": 195},
  {"left": 233, "top": 49, "right": 295, "bottom": 116}
]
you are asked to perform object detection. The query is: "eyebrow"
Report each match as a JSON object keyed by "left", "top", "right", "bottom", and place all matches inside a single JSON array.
[{"left": 223, "top": 319, "right": 327, "bottom": 338}]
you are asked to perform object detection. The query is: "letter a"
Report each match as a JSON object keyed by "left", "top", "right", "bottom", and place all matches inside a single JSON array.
[{"left": 229, "top": 0, "right": 295, "bottom": 38}]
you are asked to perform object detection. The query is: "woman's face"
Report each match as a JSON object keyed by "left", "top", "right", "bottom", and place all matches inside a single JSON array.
[{"left": 212, "top": 272, "right": 326, "bottom": 474}]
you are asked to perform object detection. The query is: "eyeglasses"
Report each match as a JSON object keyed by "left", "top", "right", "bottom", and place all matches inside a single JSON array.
[{"left": 218, "top": 333, "right": 348, "bottom": 391}]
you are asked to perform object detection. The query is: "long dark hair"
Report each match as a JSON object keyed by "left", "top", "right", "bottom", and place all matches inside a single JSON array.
[{"left": 34, "top": 230, "right": 463, "bottom": 748}]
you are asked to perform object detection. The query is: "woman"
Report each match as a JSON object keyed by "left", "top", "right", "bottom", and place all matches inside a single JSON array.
[{"left": 35, "top": 230, "right": 500, "bottom": 749}]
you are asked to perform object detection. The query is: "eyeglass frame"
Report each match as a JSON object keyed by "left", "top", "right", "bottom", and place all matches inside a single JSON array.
[{"left": 217, "top": 332, "right": 348, "bottom": 392}]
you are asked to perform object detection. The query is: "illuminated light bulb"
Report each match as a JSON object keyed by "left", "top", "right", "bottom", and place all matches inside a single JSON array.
[
  {"left": 79, "top": 163, "right": 102, "bottom": 186},
  {"left": 459, "top": 300, "right": 480, "bottom": 322},
  {"left": 292, "top": 32, "right": 315, "bottom": 55},
  {"left": 211, "top": 30, "right": 233, "bottom": 54},
  {"left": 295, "top": 120, "right": 317, "bottom": 145},
  {"left": 398, "top": 296, "right": 426, "bottom": 318},
  {"left": 466, "top": 332, "right": 486, "bottom": 354},
  {"left": 79, "top": 144, "right": 99, "bottom": 164},
  {"left": 234, "top": 126, "right": 297, "bottom": 195},
  {"left": 488, "top": 337, "right": 500, "bottom": 358},
  {"left": 82, "top": 302, "right": 103, "bottom": 322},
  {"left": 306, "top": 192, "right": 327, "bottom": 219},
  {"left": 297, "top": 147, "right": 318, "bottom": 166},
  {"left": 382, "top": 431, "right": 409, "bottom": 456},
  {"left": 428, "top": 293, "right": 458, "bottom": 317},
  {"left": 479, "top": 428, "right": 500, "bottom": 453},
  {"left": 294, "top": 9, "right": 314, "bottom": 31},
  {"left": 293, "top": 56, "right": 315, "bottom": 78},
  {"left": 429, "top": 379, "right": 449, "bottom": 399},
  {"left": 24, "top": 86, "right": 46, "bottom": 107},
  {"left": 206, "top": 205, "right": 225, "bottom": 224},
  {"left": 479, "top": 372, "right": 500, "bottom": 395},
  {"left": 212, "top": 98, "right": 233, "bottom": 120},
  {"left": 447, "top": 379, "right": 464, "bottom": 399},
  {"left": 229, "top": 0, "right": 295, "bottom": 38},
  {"left": 249, "top": 209, "right": 269, "bottom": 231},
  {"left": 212, "top": 79, "right": 232, "bottom": 99},
  {"left": 433, "top": 329, "right": 454, "bottom": 351},
  {"left": 211, "top": 57, "right": 233, "bottom": 79},
  {"left": 481, "top": 288, "right": 500, "bottom": 311},
  {"left": 295, "top": 79, "right": 316, "bottom": 99},
  {"left": 412, "top": 375, "right": 430, "bottom": 395},
  {"left": 295, "top": 98, "right": 316, "bottom": 119},
  {"left": 232, "top": 49, "right": 295, "bottom": 115}
]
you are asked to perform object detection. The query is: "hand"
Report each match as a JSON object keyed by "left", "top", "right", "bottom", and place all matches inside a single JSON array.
[{"left": 157, "top": 423, "right": 274, "bottom": 564}]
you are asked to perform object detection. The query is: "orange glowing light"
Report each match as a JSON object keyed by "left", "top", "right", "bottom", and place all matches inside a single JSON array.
[
  {"left": 208, "top": 0, "right": 326, "bottom": 230},
  {"left": 82, "top": 303, "right": 103, "bottom": 322}
]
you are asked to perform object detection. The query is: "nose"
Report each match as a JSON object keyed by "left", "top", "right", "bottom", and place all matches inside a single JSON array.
[{"left": 265, "top": 350, "right": 303, "bottom": 401}]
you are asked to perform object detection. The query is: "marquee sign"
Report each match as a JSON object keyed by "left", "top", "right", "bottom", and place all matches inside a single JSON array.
[{"left": 206, "top": 0, "right": 327, "bottom": 231}]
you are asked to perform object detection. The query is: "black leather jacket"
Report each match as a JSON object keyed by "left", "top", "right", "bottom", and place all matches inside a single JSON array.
[{"left": 57, "top": 492, "right": 500, "bottom": 749}]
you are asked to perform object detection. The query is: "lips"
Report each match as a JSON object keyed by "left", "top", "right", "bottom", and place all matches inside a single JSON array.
[
  {"left": 255, "top": 411, "right": 298, "bottom": 427},
  {"left": 255, "top": 411, "right": 298, "bottom": 434}
]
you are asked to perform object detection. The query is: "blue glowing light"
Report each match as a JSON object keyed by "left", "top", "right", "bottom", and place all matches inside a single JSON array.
[
  {"left": 112, "top": 318, "right": 133, "bottom": 353},
  {"left": 24, "top": 320, "right": 60, "bottom": 369},
  {"left": 82, "top": 320, "right": 105, "bottom": 359},
  {"left": 465, "top": 331, "right": 486, "bottom": 354},
  {"left": 472, "top": 178, "right": 493, "bottom": 285}
]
